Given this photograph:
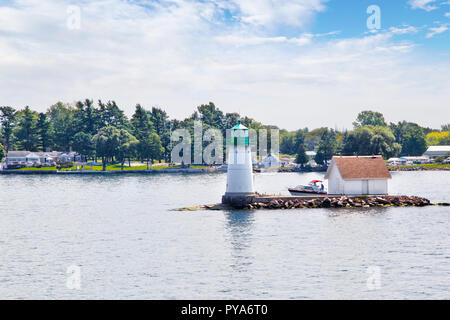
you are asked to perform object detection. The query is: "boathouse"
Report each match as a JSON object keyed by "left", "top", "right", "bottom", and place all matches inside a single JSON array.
[{"left": 325, "top": 156, "right": 392, "bottom": 195}]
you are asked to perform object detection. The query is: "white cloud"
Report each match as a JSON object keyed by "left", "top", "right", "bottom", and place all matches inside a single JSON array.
[
  {"left": 389, "top": 25, "right": 419, "bottom": 34},
  {"left": 409, "top": 0, "right": 439, "bottom": 11},
  {"left": 228, "top": 0, "right": 328, "bottom": 28},
  {"left": 426, "top": 23, "right": 449, "bottom": 37},
  {"left": 214, "top": 34, "right": 313, "bottom": 46},
  {"left": 0, "top": 0, "right": 449, "bottom": 130},
  {"left": 445, "top": 12, "right": 450, "bottom": 17}
]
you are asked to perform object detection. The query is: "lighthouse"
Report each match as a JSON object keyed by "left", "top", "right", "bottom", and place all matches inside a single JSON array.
[{"left": 222, "top": 120, "right": 255, "bottom": 205}]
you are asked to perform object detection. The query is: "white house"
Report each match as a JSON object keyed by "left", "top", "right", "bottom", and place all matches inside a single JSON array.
[
  {"left": 261, "top": 153, "right": 280, "bottom": 168},
  {"left": 325, "top": 156, "right": 392, "bottom": 195},
  {"left": 5, "top": 151, "right": 40, "bottom": 167},
  {"left": 423, "top": 146, "right": 450, "bottom": 159},
  {"left": 4, "top": 150, "right": 83, "bottom": 169}
]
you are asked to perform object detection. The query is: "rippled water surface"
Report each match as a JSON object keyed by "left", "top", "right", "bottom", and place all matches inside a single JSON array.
[{"left": 0, "top": 171, "right": 449, "bottom": 299}]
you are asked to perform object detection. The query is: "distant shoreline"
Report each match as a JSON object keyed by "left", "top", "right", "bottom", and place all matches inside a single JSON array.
[
  {"left": 0, "top": 168, "right": 220, "bottom": 175},
  {"left": 388, "top": 165, "right": 450, "bottom": 171},
  {"left": 1, "top": 165, "right": 449, "bottom": 175}
]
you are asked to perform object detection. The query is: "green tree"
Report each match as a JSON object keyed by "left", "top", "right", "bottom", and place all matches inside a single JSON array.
[
  {"left": 116, "top": 129, "right": 138, "bottom": 170},
  {"left": 343, "top": 126, "right": 401, "bottom": 159},
  {"left": 224, "top": 112, "right": 241, "bottom": 132},
  {"left": 131, "top": 104, "right": 154, "bottom": 140},
  {"left": 138, "top": 133, "right": 164, "bottom": 169},
  {"left": 37, "top": 113, "right": 53, "bottom": 151},
  {"left": 47, "top": 102, "right": 75, "bottom": 151},
  {"left": 390, "top": 121, "right": 427, "bottom": 156},
  {"left": 196, "top": 102, "right": 224, "bottom": 129},
  {"left": 315, "top": 129, "right": 338, "bottom": 165},
  {"left": 150, "top": 107, "right": 170, "bottom": 161},
  {"left": 14, "top": 106, "right": 39, "bottom": 151},
  {"left": 0, "top": 106, "right": 16, "bottom": 152},
  {"left": 73, "top": 99, "right": 100, "bottom": 136},
  {"left": 353, "top": 110, "right": 387, "bottom": 128},
  {"left": 0, "top": 143, "right": 5, "bottom": 162},
  {"left": 305, "top": 127, "right": 328, "bottom": 151},
  {"left": 295, "top": 143, "right": 309, "bottom": 167},
  {"left": 400, "top": 125, "right": 427, "bottom": 156},
  {"left": 280, "top": 131, "right": 295, "bottom": 155},
  {"left": 280, "top": 130, "right": 305, "bottom": 155},
  {"left": 72, "top": 132, "right": 94, "bottom": 160},
  {"left": 98, "top": 100, "right": 128, "bottom": 129},
  {"left": 93, "top": 126, "right": 121, "bottom": 171}
]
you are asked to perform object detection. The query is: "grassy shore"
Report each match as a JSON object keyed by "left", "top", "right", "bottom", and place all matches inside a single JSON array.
[
  {"left": 13, "top": 164, "right": 214, "bottom": 172},
  {"left": 388, "top": 163, "right": 450, "bottom": 170}
]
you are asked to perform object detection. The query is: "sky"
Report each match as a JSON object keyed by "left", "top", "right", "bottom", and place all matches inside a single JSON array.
[{"left": 0, "top": 0, "right": 449, "bottom": 130}]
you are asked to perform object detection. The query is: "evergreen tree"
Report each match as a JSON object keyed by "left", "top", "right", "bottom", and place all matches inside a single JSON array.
[
  {"left": 0, "top": 106, "right": 16, "bottom": 152},
  {"left": 47, "top": 102, "right": 75, "bottom": 151},
  {"left": 295, "top": 143, "right": 309, "bottom": 167},
  {"left": 315, "top": 129, "right": 337, "bottom": 165},
  {"left": 98, "top": 100, "right": 128, "bottom": 129},
  {"left": 14, "top": 106, "right": 39, "bottom": 151},
  {"left": 138, "top": 133, "right": 164, "bottom": 169},
  {"left": 131, "top": 104, "right": 154, "bottom": 140},
  {"left": 150, "top": 107, "right": 170, "bottom": 161},
  {"left": 37, "top": 113, "right": 52, "bottom": 151}
]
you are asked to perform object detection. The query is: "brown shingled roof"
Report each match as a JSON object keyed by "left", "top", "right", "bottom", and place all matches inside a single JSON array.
[{"left": 328, "top": 156, "right": 392, "bottom": 179}]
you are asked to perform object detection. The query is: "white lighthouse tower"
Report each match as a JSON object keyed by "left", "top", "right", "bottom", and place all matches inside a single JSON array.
[{"left": 222, "top": 120, "right": 255, "bottom": 205}]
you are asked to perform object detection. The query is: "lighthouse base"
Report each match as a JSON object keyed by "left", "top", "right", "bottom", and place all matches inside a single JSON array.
[{"left": 222, "top": 192, "right": 256, "bottom": 207}]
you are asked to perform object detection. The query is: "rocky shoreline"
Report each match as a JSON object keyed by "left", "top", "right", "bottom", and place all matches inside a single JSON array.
[
  {"left": 241, "top": 195, "right": 438, "bottom": 210},
  {"left": 178, "top": 195, "right": 450, "bottom": 211}
]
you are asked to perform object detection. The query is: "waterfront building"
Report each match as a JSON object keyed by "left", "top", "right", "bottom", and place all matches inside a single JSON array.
[
  {"left": 325, "top": 156, "right": 392, "bottom": 195},
  {"left": 3, "top": 151, "right": 83, "bottom": 169},
  {"left": 423, "top": 146, "right": 450, "bottom": 159},
  {"left": 222, "top": 120, "right": 255, "bottom": 204}
]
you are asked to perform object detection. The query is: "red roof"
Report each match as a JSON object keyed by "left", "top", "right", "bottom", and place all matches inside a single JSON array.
[{"left": 326, "top": 156, "right": 392, "bottom": 180}]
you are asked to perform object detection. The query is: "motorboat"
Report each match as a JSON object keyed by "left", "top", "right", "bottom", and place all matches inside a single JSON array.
[{"left": 288, "top": 180, "right": 327, "bottom": 195}]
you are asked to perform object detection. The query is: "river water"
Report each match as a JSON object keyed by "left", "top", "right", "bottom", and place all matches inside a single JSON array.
[{"left": 0, "top": 171, "right": 449, "bottom": 299}]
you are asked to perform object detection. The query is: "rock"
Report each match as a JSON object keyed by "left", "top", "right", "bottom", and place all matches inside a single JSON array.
[
  {"left": 322, "top": 198, "right": 331, "bottom": 208},
  {"left": 375, "top": 197, "right": 390, "bottom": 205}
]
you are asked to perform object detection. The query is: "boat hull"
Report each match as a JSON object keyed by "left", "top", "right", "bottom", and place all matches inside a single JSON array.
[{"left": 288, "top": 188, "right": 327, "bottom": 196}]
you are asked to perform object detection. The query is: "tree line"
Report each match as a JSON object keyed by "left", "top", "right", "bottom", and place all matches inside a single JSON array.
[
  {"left": 287, "top": 110, "right": 449, "bottom": 167},
  {"left": 0, "top": 102, "right": 449, "bottom": 168}
]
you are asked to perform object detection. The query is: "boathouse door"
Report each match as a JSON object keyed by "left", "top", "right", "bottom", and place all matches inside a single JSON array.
[{"left": 362, "top": 180, "right": 369, "bottom": 194}]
